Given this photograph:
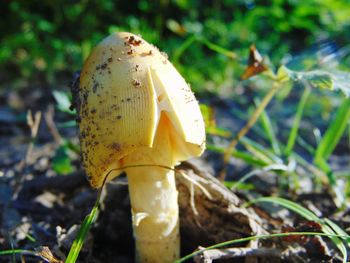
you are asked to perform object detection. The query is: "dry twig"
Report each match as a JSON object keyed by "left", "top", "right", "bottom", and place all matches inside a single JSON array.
[
  {"left": 17, "top": 110, "right": 42, "bottom": 171},
  {"left": 44, "top": 104, "right": 62, "bottom": 144}
]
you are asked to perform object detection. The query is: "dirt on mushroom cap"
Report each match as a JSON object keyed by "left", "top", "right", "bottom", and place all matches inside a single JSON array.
[{"left": 75, "top": 32, "right": 205, "bottom": 188}]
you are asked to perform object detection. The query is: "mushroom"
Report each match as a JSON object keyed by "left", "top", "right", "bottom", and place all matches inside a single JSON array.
[{"left": 73, "top": 32, "right": 205, "bottom": 262}]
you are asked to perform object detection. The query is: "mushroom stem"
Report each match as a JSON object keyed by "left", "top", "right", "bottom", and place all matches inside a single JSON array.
[
  {"left": 124, "top": 115, "right": 180, "bottom": 263},
  {"left": 127, "top": 169, "right": 179, "bottom": 263}
]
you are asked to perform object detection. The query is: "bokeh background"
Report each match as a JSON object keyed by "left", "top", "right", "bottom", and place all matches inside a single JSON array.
[{"left": 1, "top": 0, "right": 350, "bottom": 92}]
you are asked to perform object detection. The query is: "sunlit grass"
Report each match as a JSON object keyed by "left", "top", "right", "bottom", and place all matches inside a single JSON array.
[
  {"left": 176, "top": 232, "right": 349, "bottom": 263},
  {"left": 244, "top": 197, "right": 349, "bottom": 262}
]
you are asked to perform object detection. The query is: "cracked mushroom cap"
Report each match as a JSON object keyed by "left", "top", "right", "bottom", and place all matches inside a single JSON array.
[{"left": 74, "top": 32, "right": 206, "bottom": 187}]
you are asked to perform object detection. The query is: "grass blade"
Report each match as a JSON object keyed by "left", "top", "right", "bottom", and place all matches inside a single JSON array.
[
  {"left": 207, "top": 144, "right": 268, "bottom": 167},
  {"left": 291, "top": 152, "right": 328, "bottom": 183},
  {"left": 321, "top": 223, "right": 348, "bottom": 262},
  {"left": 285, "top": 86, "right": 311, "bottom": 156},
  {"left": 0, "top": 249, "right": 33, "bottom": 256},
  {"left": 172, "top": 35, "right": 197, "bottom": 64},
  {"left": 197, "top": 37, "right": 237, "bottom": 59},
  {"left": 241, "top": 137, "right": 282, "bottom": 164},
  {"left": 245, "top": 197, "right": 349, "bottom": 262},
  {"left": 65, "top": 198, "right": 99, "bottom": 263},
  {"left": 255, "top": 99, "right": 281, "bottom": 155},
  {"left": 245, "top": 196, "right": 317, "bottom": 220},
  {"left": 231, "top": 164, "right": 290, "bottom": 190},
  {"left": 175, "top": 232, "right": 348, "bottom": 263},
  {"left": 296, "top": 136, "right": 315, "bottom": 155},
  {"left": 324, "top": 219, "right": 350, "bottom": 246},
  {"left": 314, "top": 98, "right": 350, "bottom": 162}
]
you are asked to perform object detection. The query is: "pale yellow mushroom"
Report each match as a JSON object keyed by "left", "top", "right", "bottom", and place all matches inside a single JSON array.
[{"left": 74, "top": 32, "right": 205, "bottom": 263}]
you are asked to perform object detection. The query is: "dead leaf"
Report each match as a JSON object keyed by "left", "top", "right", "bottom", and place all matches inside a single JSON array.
[{"left": 241, "top": 45, "right": 268, "bottom": 80}]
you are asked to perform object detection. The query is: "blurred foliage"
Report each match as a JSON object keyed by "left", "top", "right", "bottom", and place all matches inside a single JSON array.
[{"left": 1, "top": 0, "right": 350, "bottom": 91}]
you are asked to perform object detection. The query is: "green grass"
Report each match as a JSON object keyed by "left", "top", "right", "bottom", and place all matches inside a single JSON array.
[
  {"left": 285, "top": 86, "right": 312, "bottom": 156},
  {"left": 65, "top": 199, "right": 100, "bottom": 263},
  {"left": 176, "top": 231, "right": 349, "bottom": 263},
  {"left": 314, "top": 98, "right": 350, "bottom": 166},
  {"left": 257, "top": 99, "right": 281, "bottom": 156},
  {"left": 230, "top": 163, "right": 290, "bottom": 190},
  {"left": 0, "top": 249, "right": 34, "bottom": 257},
  {"left": 245, "top": 196, "right": 349, "bottom": 263}
]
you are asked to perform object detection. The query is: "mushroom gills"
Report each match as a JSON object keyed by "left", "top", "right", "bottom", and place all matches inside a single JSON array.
[{"left": 149, "top": 67, "right": 205, "bottom": 163}]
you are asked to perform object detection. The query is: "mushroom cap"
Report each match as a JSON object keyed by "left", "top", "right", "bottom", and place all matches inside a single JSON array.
[{"left": 76, "top": 32, "right": 205, "bottom": 187}]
